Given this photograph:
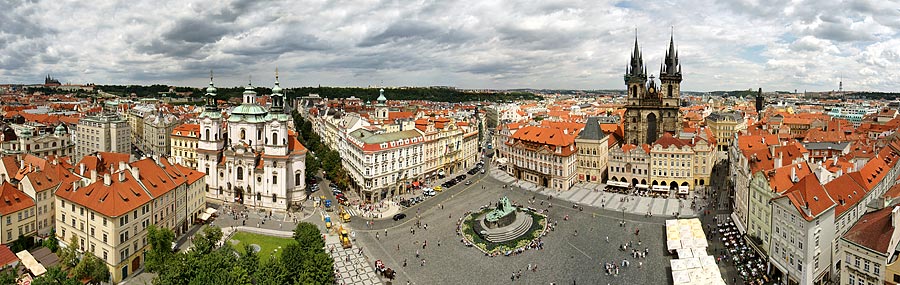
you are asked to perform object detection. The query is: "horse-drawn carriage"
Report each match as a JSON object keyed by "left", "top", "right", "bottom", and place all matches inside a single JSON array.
[{"left": 374, "top": 260, "right": 395, "bottom": 280}]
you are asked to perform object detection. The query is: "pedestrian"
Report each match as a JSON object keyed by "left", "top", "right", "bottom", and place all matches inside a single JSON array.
[
  {"left": 421, "top": 259, "right": 425, "bottom": 266},
  {"left": 385, "top": 229, "right": 388, "bottom": 236},
  {"left": 605, "top": 236, "right": 609, "bottom": 243}
]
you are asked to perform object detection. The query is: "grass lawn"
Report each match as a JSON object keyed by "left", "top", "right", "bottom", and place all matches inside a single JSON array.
[{"left": 230, "top": 231, "right": 296, "bottom": 262}]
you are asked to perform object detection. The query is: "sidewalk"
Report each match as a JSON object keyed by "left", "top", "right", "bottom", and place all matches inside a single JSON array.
[{"left": 489, "top": 166, "right": 707, "bottom": 218}]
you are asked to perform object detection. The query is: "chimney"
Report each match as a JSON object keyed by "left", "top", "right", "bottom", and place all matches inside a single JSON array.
[
  {"left": 769, "top": 145, "right": 776, "bottom": 158},
  {"left": 79, "top": 163, "right": 85, "bottom": 176},
  {"left": 791, "top": 166, "right": 797, "bottom": 182},
  {"left": 893, "top": 206, "right": 900, "bottom": 234},
  {"left": 103, "top": 173, "right": 111, "bottom": 186},
  {"left": 118, "top": 170, "right": 125, "bottom": 182},
  {"left": 130, "top": 167, "right": 140, "bottom": 180},
  {"left": 72, "top": 180, "right": 80, "bottom": 192},
  {"left": 775, "top": 151, "right": 783, "bottom": 168},
  {"left": 118, "top": 161, "right": 126, "bottom": 172},
  {"left": 90, "top": 169, "right": 98, "bottom": 183}
]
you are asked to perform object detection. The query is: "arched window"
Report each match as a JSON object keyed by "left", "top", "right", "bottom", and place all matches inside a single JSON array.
[
  {"left": 52, "top": 142, "right": 57, "bottom": 147},
  {"left": 205, "top": 129, "right": 210, "bottom": 140},
  {"left": 237, "top": 167, "right": 244, "bottom": 180},
  {"left": 240, "top": 129, "right": 246, "bottom": 140},
  {"left": 272, "top": 133, "right": 278, "bottom": 145},
  {"left": 257, "top": 129, "right": 262, "bottom": 140},
  {"left": 272, "top": 194, "right": 277, "bottom": 203},
  {"left": 667, "top": 85, "right": 673, "bottom": 98}
]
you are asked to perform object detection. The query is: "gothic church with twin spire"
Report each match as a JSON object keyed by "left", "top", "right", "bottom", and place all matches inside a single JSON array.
[{"left": 623, "top": 32, "right": 683, "bottom": 145}]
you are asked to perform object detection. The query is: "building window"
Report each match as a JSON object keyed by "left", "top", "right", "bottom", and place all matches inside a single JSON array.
[
  {"left": 272, "top": 194, "right": 277, "bottom": 203},
  {"left": 237, "top": 167, "right": 244, "bottom": 180}
]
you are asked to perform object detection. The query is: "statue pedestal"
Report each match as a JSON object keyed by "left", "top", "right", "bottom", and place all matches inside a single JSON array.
[{"left": 478, "top": 211, "right": 533, "bottom": 243}]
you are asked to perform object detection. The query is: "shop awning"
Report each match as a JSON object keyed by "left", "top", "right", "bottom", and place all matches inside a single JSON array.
[
  {"left": 635, "top": 184, "right": 649, "bottom": 189},
  {"left": 16, "top": 250, "right": 46, "bottom": 277},
  {"left": 678, "top": 186, "right": 689, "bottom": 194},
  {"left": 606, "top": 181, "right": 629, "bottom": 188},
  {"left": 652, "top": 185, "right": 669, "bottom": 192},
  {"left": 205, "top": 207, "right": 217, "bottom": 215},
  {"left": 199, "top": 213, "right": 212, "bottom": 221}
]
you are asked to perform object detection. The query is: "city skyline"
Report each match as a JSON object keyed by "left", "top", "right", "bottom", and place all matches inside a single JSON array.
[{"left": 2, "top": 0, "right": 899, "bottom": 92}]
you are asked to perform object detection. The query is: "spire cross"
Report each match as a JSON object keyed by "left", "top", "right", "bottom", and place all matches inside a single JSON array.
[
  {"left": 275, "top": 66, "right": 279, "bottom": 82},
  {"left": 209, "top": 70, "right": 213, "bottom": 82}
]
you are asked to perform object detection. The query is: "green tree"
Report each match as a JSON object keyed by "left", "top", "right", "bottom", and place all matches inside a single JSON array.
[
  {"left": 73, "top": 252, "right": 109, "bottom": 284},
  {"left": 42, "top": 230, "right": 59, "bottom": 253},
  {"left": 145, "top": 225, "right": 175, "bottom": 272},
  {"left": 292, "top": 222, "right": 323, "bottom": 250},
  {"left": 305, "top": 154, "right": 320, "bottom": 179},
  {"left": 32, "top": 266, "right": 80, "bottom": 285},
  {"left": 10, "top": 234, "right": 35, "bottom": 252},
  {"left": 0, "top": 269, "right": 17, "bottom": 285},
  {"left": 252, "top": 257, "right": 289, "bottom": 285},
  {"left": 239, "top": 244, "right": 259, "bottom": 276},
  {"left": 58, "top": 236, "right": 79, "bottom": 270},
  {"left": 192, "top": 226, "right": 223, "bottom": 255}
]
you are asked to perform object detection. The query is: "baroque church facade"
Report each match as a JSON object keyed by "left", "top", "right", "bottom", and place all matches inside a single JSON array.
[
  {"left": 197, "top": 72, "right": 307, "bottom": 211},
  {"left": 623, "top": 33, "right": 683, "bottom": 145}
]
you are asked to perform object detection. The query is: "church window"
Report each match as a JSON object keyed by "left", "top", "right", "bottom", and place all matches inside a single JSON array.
[
  {"left": 272, "top": 133, "right": 278, "bottom": 145},
  {"left": 258, "top": 129, "right": 262, "bottom": 140},
  {"left": 272, "top": 194, "right": 277, "bottom": 203},
  {"left": 667, "top": 85, "right": 673, "bottom": 98},
  {"left": 240, "top": 129, "right": 246, "bottom": 140},
  {"left": 273, "top": 174, "right": 278, "bottom": 184},
  {"left": 237, "top": 167, "right": 244, "bottom": 180},
  {"left": 205, "top": 129, "right": 210, "bottom": 140}
]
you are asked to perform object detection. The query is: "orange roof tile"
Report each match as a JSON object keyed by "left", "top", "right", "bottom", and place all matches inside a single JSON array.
[
  {"left": 0, "top": 183, "right": 34, "bottom": 215},
  {"left": 779, "top": 174, "right": 834, "bottom": 221},
  {"left": 55, "top": 170, "right": 150, "bottom": 218},
  {"left": 172, "top": 123, "right": 200, "bottom": 137},
  {"left": 824, "top": 175, "right": 868, "bottom": 217}
]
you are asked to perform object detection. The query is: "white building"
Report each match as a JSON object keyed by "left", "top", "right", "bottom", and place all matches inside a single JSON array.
[
  {"left": 74, "top": 113, "right": 131, "bottom": 161},
  {"left": 197, "top": 73, "right": 307, "bottom": 210},
  {"left": 342, "top": 121, "right": 424, "bottom": 202}
]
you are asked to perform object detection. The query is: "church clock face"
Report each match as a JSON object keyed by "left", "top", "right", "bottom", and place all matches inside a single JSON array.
[{"left": 648, "top": 87, "right": 655, "bottom": 94}]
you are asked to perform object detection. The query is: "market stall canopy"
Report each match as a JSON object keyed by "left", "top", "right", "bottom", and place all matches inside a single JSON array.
[
  {"left": 199, "top": 212, "right": 212, "bottom": 221},
  {"left": 16, "top": 250, "right": 46, "bottom": 276},
  {"left": 205, "top": 207, "right": 218, "bottom": 215}
]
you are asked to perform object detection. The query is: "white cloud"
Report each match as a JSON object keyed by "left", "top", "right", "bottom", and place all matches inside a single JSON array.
[{"left": 0, "top": 0, "right": 897, "bottom": 91}]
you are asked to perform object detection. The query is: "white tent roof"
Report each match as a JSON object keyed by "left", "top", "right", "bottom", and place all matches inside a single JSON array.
[{"left": 16, "top": 250, "right": 45, "bottom": 276}]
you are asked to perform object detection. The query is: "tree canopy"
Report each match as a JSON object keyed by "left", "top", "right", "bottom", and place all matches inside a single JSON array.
[{"left": 152, "top": 225, "right": 333, "bottom": 285}]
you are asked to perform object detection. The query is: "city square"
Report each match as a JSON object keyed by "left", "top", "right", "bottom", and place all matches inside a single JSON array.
[{"left": 346, "top": 167, "right": 738, "bottom": 285}]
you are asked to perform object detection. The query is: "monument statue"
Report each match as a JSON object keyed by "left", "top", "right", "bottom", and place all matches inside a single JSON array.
[{"left": 484, "top": 196, "right": 516, "bottom": 228}]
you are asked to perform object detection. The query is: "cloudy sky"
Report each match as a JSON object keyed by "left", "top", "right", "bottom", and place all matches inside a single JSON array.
[{"left": 1, "top": 0, "right": 899, "bottom": 92}]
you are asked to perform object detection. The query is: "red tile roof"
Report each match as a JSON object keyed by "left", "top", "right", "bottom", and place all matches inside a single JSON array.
[
  {"left": 824, "top": 174, "right": 869, "bottom": 217},
  {"left": 75, "top": 152, "right": 130, "bottom": 175},
  {"left": 0, "top": 183, "right": 34, "bottom": 216},
  {"left": 780, "top": 174, "right": 834, "bottom": 221},
  {"left": 172, "top": 123, "right": 200, "bottom": 138},
  {"left": 55, "top": 170, "right": 150, "bottom": 218},
  {"left": 0, "top": 156, "right": 18, "bottom": 179},
  {"left": 653, "top": 133, "right": 690, "bottom": 148},
  {"left": 0, "top": 245, "right": 16, "bottom": 267},
  {"left": 842, "top": 206, "right": 897, "bottom": 254}
]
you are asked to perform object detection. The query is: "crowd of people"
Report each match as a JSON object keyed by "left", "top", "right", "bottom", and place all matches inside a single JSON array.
[{"left": 715, "top": 217, "right": 768, "bottom": 284}]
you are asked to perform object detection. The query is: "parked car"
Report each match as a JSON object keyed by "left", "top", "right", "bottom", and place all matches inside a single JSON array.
[
  {"left": 393, "top": 213, "right": 407, "bottom": 221},
  {"left": 465, "top": 181, "right": 471, "bottom": 185}
]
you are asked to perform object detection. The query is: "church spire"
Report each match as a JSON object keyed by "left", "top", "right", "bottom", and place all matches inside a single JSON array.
[
  {"left": 628, "top": 29, "right": 645, "bottom": 77},
  {"left": 204, "top": 70, "right": 218, "bottom": 111},
  {"left": 271, "top": 67, "right": 284, "bottom": 112},
  {"left": 662, "top": 26, "right": 680, "bottom": 76}
]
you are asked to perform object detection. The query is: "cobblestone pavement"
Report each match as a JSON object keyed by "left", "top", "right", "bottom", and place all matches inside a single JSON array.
[
  {"left": 491, "top": 167, "right": 712, "bottom": 218},
  {"left": 327, "top": 235, "right": 382, "bottom": 285}
]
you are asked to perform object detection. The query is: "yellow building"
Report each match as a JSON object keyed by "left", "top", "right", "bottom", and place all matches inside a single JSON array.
[
  {"left": 56, "top": 155, "right": 206, "bottom": 283},
  {"left": 648, "top": 130, "right": 717, "bottom": 193},
  {"left": 171, "top": 123, "right": 200, "bottom": 169},
  {"left": 0, "top": 182, "right": 36, "bottom": 244},
  {"left": 705, "top": 111, "right": 744, "bottom": 152}
]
